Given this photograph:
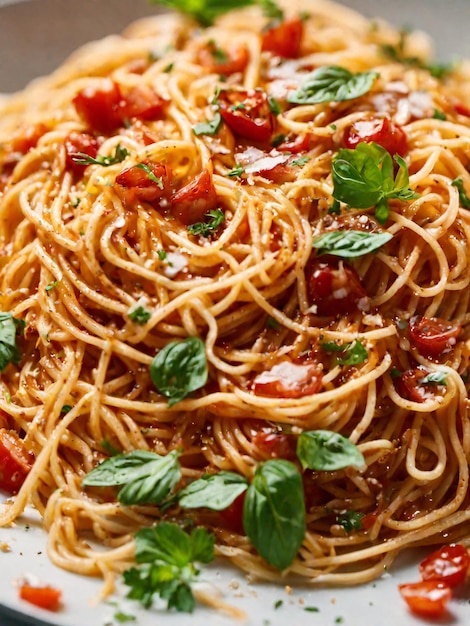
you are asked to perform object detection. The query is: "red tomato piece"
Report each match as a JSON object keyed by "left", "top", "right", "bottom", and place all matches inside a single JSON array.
[
  {"left": 219, "top": 492, "right": 246, "bottom": 535},
  {"left": 122, "top": 86, "right": 168, "bottom": 121},
  {"left": 0, "top": 429, "right": 32, "bottom": 494},
  {"left": 252, "top": 359, "right": 322, "bottom": 399},
  {"left": 343, "top": 117, "right": 408, "bottom": 157},
  {"left": 306, "top": 255, "right": 369, "bottom": 316},
  {"left": 395, "top": 368, "right": 435, "bottom": 403},
  {"left": 73, "top": 80, "right": 124, "bottom": 133},
  {"left": 218, "top": 89, "right": 274, "bottom": 144},
  {"left": 253, "top": 431, "right": 296, "bottom": 459},
  {"left": 276, "top": 133, "right": 312, "bottom": 154},
  {"left": 261, "top": 17, "right": 303, "bottom": 59},
  {"left": 257, "top": 162, "right": 296, "bottom": 183},
  {"left": 454, "top": 102, "right": 470, "bottom": 118},
  {"left": 399, "top": 580, "right": 452, "bottom": 617},
  {"left": 198, "top": 42, "right": 249, "bottom": 76},
  {"left": 19, "top": 585, "right": 62, "bottom": 611},
  {"left": 408, "top": 316, "right": 461, "bottom": 358},
  {"left": 64, "top": 132, "right": 99, "bottom": 176},
  {"left": 10, "top": 123, "right": 48, "bottom": 154},
  {"left": 171, "top": 169, "right": 218, "bottom": 225},
  {"left": 420, "top": 544, "right": 470, "bottom": 588},
  {"left": 115, "top": 161, "right": 171, "bottom": 206}
]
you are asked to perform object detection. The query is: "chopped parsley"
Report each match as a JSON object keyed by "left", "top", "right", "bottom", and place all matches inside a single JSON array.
[
  {"left": 128, "top": 306, "right": 152, "bottom": 325},
  {"left": 72, "top": 143, "right": 129, "bottom": 167},
  {"left": 187, "top": 208, "right": 225, "bottom": 237}
]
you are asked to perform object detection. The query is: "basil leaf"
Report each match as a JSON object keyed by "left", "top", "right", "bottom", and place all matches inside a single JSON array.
[
  {"left": 149, "top": 0, "right": 256, "bottom": 26},
  {"left": 192, "top": 112, "right": 222, "bottom": 136},
  {"left": 287, "top": 66, "right": 378, "bottom": 105},
  {"left": 0, "top": 312, "right": 24, "bottom": 371},
  {"left": 178, "top": 472, "right": 248, "bottom": 510},
  {"left": 312, "top": 230, "right": 392, "bottom": 258},
  {"left": 243, "top": 460, "right": 306, "bottom": 570},
  {"left": 135, "top": 523, "right": 192, "bottom": 567},
  {"left": 150, "top": 337, "right": 208, "bottom": 406},
  {"left": 297, "top": 430, "right": 365, "bottom": 471},
  {"left": 321, "top": 340, "right": 368, "bottom": 365},
  {"left": 82, "top": 450, "right": 181, "bottom": 505},
  {"left": 72, "top": 144, "right": 129, "bottom": 166},
  {"left": 451, "top": 177, "right": 470, "bottom": 209},
  {"left": 336, "top": 510, "right": 364, "bottom": 532},
  {"left": 128, "top": 306, "right": 152, "bottom": 325}
]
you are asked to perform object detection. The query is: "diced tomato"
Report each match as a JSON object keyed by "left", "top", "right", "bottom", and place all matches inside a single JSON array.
[
  {"left": 257, "top": 162, "right": 296, "bottom": 183},
  {"left": 171, "top": 169, "right": 218, "bottom": 225},
  {"left": 420, "top": 544, "right": 470, "bottom": 588},
  {"left": 219, "top": 492, "right": 246, "bottom": 535},
  {"left": 218, "top": 89, "right": 274, "bottom": 144},
  {"left": 121, "top": 86, "right": 168, "bottom": 121},
  {"left": 454, "top": 102, "right": 470, "bottom": 118},
  {"left": 343, "top": 117, "right": 408, "bottom": 157},
  {"left": 64, "top": 132, "right": 99, "bottom": 176},
  {"left": 399, "top": 580, "right": 452, "bottom": 617},
  {"left": 0, "top": 429, "right": 32, "bottom": 494},
  {"left": 198, "top": 42, "right": 249, "bottom": 76},
  {"left": 73, "top": 79, "right": 124, "bottom": 133},
  {"left": 261, "top": 17, "right": 303, "bottom": 59},
  {"left": 276, "top": 133, "right": 312, "bottom": 154},
  {"left": 408, "top": 316, "right": 461, "bottom": 358},
  {"left": 361, "top": 510, "right": 380, "bottom": 530},
  {"left": 19, "top": 585, "right": 62, "bottom": 611},
  {"left": 306, "top": 255, "right": 369, "bottom": 316},
  {"left": 253, "top": 431, "right": 296, "bottom": 459},
  {"left": 395, "top": 368, "right": 437, "bottom": 403},
  {"left": 252, "top": 358, "right": 322, "bottom": 399},
  {"left": 115, "top": 161, "right": 171, "bottom": 207}
]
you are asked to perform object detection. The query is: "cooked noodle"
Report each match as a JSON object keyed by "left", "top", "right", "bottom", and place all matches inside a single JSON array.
[{"left": 1, "top": 0, "right": 470, "bottom": 593}]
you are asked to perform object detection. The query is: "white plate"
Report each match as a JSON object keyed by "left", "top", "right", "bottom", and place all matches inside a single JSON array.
[{"left": 1, "top": 1, "right": 470, "bottom": 625}]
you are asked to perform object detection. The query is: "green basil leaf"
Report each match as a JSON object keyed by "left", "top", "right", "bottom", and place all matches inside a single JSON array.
[
  {"left": 192, "top": 112, "right": 222, "bottom": 136},
  {"left": 189, "top": 526, "right": 216, "bottom": 563},
  {"left": 336, "top": 340, "right": 368, "bottom": 366},
  {"left": 150, "top": 336, "right": 208, "bottom": 406},
  {"left": 0, "top": 312, "right": 24, "bottom": 371},
  {"left": 312, "top": 230, "right": 392, "bottom": 258},
  {"left": 72, "top": 143, "right": 129, "bottom": 166},
  {"left": 149, "top": 0, "right": 256, "bottom": 26},
  {"left": 336, "top": 510, "right": 364, "bottom": 532},
  {"left": 167, "top": 582, "right": 195, "bottom": 613},
  {"left": 243, "top": 460, "right": 306, "bottom": 570},
  {"left": 178, "top": 472, "right": 248, "bottom": 510},
  {"left": 419, "top": 371, "right": 447, "bottom": 386},
  {"left": 128, "top": 306, "right": 152, "bottom": 325},
  {"left": 297, "top": 430, "right": 365, "bottom": 471},
  {"left": 82, "top": 450, "right": 181, "bottom": 505},
  {"left": 135, "top": 523, "right": 192, "bottom": 567},
  {"left": 287, "top": 66, "right": 379, "bottom": 105}
]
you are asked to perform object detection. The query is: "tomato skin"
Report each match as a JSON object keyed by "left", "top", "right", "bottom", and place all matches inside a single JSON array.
[
  {"left": 395, "top": 368, "right": 433, "bottom": 403},
  {"left": 454, "top": 102, "right": 470, "bottom": 117},
  {"left": 419, "top": 544, "right": 470, "bottom": 588},
  {"left": 122, "top": 86, "right": 168, "bottom": 121},
  {"left": 0, "top": 429, "right": 32, "bottom": 494},
  {"left": 261, "top": 17, "right": 303, "bottom": 58},
  {"left": 306, "top": 255, "right": 369, "bottom": 316},
  {"left": 252, "top": 358, "right": 322, "bottom": 399},
  {"left": 253, "top": 431, "right": 296, "bottom": 460},
  {"left": 343, "top": 117, "right": 408, "bottom": 157},
  {"left": 198, "top": 43, "right": 249, "bottom": 76},
  {"left": 171, "top": 169, "right": 218, "bottom": 225},
  {"left": 19, "top": 585, "right": 62, "bottom": 611},
  {"left": 73, "top": 80, "right": 124, "bottom": 133},
  {"left": 218, "top": 90, "right": 274, "bottom": 143},
  {"left": 276, "top": 133, "right": 312, "bottom": 154},
  {"left": 219, "top": 492, "right": 246, "bottom": 535},
  {"left": 408, "top": 316, "right": 461, "bottom": 358},
  {"left": 64, "top": 132, "right": 99, "bottom": 176},
  {"left": 115, "top": 161, "right": 171, "bottom": 206},
  {"left": 10, "top": 123, "right": 48, "bottom": 154},
  {"left": 399, "top": 581, "right": 452, "bottom": 617}
]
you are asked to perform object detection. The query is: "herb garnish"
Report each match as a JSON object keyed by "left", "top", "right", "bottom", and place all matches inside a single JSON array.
[
  {"left": 297, "top": 430, "right": 365, "bottom": 471},
  {"left": 312, "top": 230, "right": 392, "bottom": 258},
  {"left": 336, "top": 510, "right": 364, "bottom": 532},
  {"left": 451, "top": 177, "right": 470, "bottom": 209},
  {"left": 321, "top": 340, "right": 368, "bottom": 366},
  {"left": 177, "top": 471, "right": 249, "bottom": 510},
  {"left": 136, "top": 163, "right": 164, "bottom": 188},
  {"left": 187, "top": 208, "right": 225, "bottom": 237},
  {"left": 332, "top": 142, "right": 418, "bottom": 223},
  {"left": 287, "top": 66, "right": 379, "bottom": 105},
  {"left": 150, "top": 336, "right": 208, "bottom": 406},
  {"left": 128, "top": 306, "right": 152, "bottom": 325},
  {"left": 72, "top": 144, "right": 129, "bottom": 166},
  {"left": 123, "top": 522, "right": 215, "bottom": 612},
  {"left": 149, "top": 0, "right": 256, "bottom": 26},
  {"left": 192, "top": 112, "right": 222, "bottom": 136},
  {"left": 0, "top": 312, "right": 25, "bottom": 371},
  {"left": 419, "top": 371, "right": 447, "bottom": 386},
  {"left": 227, "top": 164, "right": 245, "bottom": 178}
]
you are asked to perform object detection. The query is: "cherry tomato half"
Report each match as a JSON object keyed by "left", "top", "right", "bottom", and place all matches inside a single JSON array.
[
  {"left": 420, "top": 544, "right": 470, "bottom": 588},
  {"left": 399, "top": 580, "right": 452, "bottom": 617},
  {"left": 343, "top": 117, "right": 408, "bottom": 157},
  {"left": 253, "top": 431, "right": 297, "bottom": 460},
  {"left": 395, "top": 368, "right": 437, "bottom": 403},
  {"left": 219, "top": 492, "right": 246, "bottom": 535},
  {"left": 261, "top": 17, "right": 303, "bottom": 59},
  {"left": 408, "top": 316, "right": 461, "bottom": 358},
  {"left": 64, "top": 132, "right": 99, "bottom": 176},
  {"left": 252, "top": 358, "right": 322, "bottom": 399},
  {"left": 218, "top": 89, "right": 274, "bottom": 143},
  {"left": 198, "top": 42, "right": 249, "bottom": 76},
  {"left": 115, "top": 161, "right": 172, "bottom": 207},
  {"left": 0, "top": 428, "right": 32, "bottom": 494},
  {"left": 306, "top": 255, "right": 369, "bottom": 316},
  {"left": 171, "top": 169, "right": 218, "bottom": 225}
]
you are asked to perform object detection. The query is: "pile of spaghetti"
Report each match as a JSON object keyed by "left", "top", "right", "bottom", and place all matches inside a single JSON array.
[{"left": 1, "top": 0, "right": 470, "bottom": 597}]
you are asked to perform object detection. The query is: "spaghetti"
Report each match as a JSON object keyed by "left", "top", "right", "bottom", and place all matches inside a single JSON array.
[{"left": 1, "top": 0, "right": 470, "bottom": 597}]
